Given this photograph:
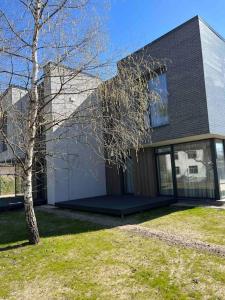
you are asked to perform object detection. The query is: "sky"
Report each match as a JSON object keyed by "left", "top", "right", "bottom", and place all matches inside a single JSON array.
[
  {"left": 106, "top": 0, "right": 225, "bottom": 63},
  {"left": 1, "top": 0, "right": 225, "bottom": 79}
]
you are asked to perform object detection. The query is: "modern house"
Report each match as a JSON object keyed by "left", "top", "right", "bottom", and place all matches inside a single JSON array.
[
  {"left": 106, "top": 15, "right": 225, "bottom": 201},
  {"left": 0, "top": 63, "right": 106, "bottom": 207},
  {"left": 1, "top": 15, "right": 225, "bottom": 211}
]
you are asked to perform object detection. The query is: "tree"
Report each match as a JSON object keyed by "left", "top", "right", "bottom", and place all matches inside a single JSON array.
[{"left": 0, "top": 0, "right": 163, "bottom": 245}]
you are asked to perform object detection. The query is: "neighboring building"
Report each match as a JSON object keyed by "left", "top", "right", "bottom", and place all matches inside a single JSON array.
[
  {"left": 106, "top": 16, "right": 225, "bottom": 200},
  {"left": 0, "top": 63, "right": 106, "bottom": 204}
]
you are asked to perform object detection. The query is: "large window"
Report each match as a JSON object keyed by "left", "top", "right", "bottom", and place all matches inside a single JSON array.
[
  {"left": 148, "top": 72, "right": 169, "bottom": 127},
  {"left": 174, "top": 141, "right": 215, "bottom": 198}
]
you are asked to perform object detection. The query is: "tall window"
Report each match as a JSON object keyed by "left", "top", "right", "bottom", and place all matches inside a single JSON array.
[
  {"left": 174, "top": 141, "right": 215, "bottom": 198},
  {"left": 215, "top": 140, "right": 225, "bottom": 198},
  {"left": 148, "top": 72, "right": 169, "bottom": 127}
]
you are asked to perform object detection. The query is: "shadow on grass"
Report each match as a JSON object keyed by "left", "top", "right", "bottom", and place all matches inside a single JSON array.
[
  {"left": 0, "top": 202, "right": 195, "bottom": 250},
  {"left": 0, "top": 242, "right": 30, "bottom": 252}
]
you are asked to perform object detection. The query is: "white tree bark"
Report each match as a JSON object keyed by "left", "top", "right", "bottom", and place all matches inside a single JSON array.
[{"left": 23, "top": 0, "right": 41, "bottom": 244}]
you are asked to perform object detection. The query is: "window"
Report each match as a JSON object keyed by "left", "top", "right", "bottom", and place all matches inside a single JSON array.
[
  {"left": 174, "top": 141, "right": 214, "bottom": 198},
  {"left": 148, "top": 72, "right": 169, "bottom": 127},
  {"left": 215, "top": 140, "right": 225, "bottom": 198},
  {"left": 189, "top": 165, "right": 198, "bottom": 174},
  {"left": 187, "top": 150, "right": 197, "bottom": 159},
  {"left": 175, "top": 166, "right": 180, "bottom": 175}
]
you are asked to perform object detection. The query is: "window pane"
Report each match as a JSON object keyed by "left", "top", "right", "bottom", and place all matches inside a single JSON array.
[
  {"left": 157, "top": 154, "right": 174, "bottom": 195},
  {"left": 148, "top": 73, "right": 169, "bottom": 127},
  {"left": 215, "top": 140, "right": 225, "bottom": 198},
  {"left": 174, "top": 141, "right": 215, "bottom": 198}
]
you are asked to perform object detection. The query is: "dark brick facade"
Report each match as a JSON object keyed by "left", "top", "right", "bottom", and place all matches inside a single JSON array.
[{"left": 121, "top": 16, "right": 211, "bottom": 143}]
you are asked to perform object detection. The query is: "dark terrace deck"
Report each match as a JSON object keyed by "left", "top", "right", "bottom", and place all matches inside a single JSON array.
[{"left": 55, "top": 195, "right": 177, "bottom": 217}]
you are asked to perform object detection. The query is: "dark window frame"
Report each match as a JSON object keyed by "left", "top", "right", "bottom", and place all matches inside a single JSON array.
[
  {"left": 155, "top": 139, "right": 220, "bottom": 200},
  {"left": 188, "top": 165, "right": 198, "bottom": 174},
  {"left": 148, "top": 68, "right": 169, "bottom": 128}
]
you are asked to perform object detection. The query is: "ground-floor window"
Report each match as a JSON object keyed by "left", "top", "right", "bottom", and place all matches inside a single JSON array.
[
  {"left": 156, "top": 152, "right": 173, "bottom": 195},
  {"left": 215, "top": 140, "right": 225, "bottom": 198},
  {"left": 174, "top": 141, "right": 214, "bottom": 198},
  {"left": 155, "top": 139, "right": 225, "bottom": 199},
  {"left": 0, "top": 164, "right": 24, "bottom": 198}
]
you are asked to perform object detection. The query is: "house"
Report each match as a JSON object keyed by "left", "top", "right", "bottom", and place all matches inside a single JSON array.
[
  {"left": 106, "top": 16, "right": 225, "bottom": 200},
  {"left": 0, "top": 63, "right": 106, "bottom": 206},
  {"left": 1, "top": 15, "right": 225, "bottom": 208}
]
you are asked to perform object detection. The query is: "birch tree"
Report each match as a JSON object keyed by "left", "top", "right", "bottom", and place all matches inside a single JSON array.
[
  {"left": 0, "top": 0, "right": 108, "bottom": 244},
  {"left": 0, "top": 0, "right": 164, "bottom": 244}
]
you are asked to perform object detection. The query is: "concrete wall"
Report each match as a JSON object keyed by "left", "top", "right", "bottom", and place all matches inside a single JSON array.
[
  {"left": 44, "top": 63, "right": 106, "bottom": 204},
  {"left": 0, "top": 86, "right": 27, "bottom": 163},
  {"left": 199, "top": 19, "right": 225, "bottom": 136}
]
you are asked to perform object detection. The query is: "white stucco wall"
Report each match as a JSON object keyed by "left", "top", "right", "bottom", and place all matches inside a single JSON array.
[{"left": 44, "top": 63, "right": 106, "bottom": 204}]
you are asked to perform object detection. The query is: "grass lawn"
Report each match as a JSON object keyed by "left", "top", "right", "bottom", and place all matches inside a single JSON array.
[
  {"left": 137, "top": 206, "right": 225, "bottom": 246},
  {"left": 0, "top": 209, "right": 225, "bottom": 299}
]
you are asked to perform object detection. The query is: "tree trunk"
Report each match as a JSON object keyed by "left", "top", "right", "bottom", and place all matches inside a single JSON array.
[
  {"left": 23, "top": 0, "right": 41, "bottom": 245},
  {"left": 24, "top": 170, "right": 40, "bottom": 244}
]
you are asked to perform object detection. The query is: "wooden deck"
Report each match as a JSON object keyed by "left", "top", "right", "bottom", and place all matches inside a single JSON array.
[
  {"left": 55, "top": 195, "right": 177, "bottom": 217},
  {"left": 0, "top": 196, "right": 46, "bottom": 212}
]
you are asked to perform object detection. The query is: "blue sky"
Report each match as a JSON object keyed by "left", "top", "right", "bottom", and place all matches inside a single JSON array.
[
  {"left": 107, "top": 0, "right": 225, "bottom": 61},
  {"left": 1, "top": 0, "right": 225, "bottom": 79}
]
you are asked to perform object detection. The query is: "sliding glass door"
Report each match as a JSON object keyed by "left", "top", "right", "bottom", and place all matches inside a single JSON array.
[
  {"left": 174, "top": 141, "right": 215, "bottom": 198},
  {"left": 156, "top": 151, "right": 174, "bottom": 196},
  {"left": 156, "top": 140, "right": 218, "bottom": 199}
]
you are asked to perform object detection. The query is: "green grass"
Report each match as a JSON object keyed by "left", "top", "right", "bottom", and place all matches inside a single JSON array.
[
  {"left": 136, "top": 206, "right": 225, "bottom": 245},
  {"left": 0, "top": 209, "right": 225, "bottom": 299}
]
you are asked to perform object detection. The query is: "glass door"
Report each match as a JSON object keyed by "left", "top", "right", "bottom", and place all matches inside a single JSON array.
[{"left": 157, "top": 153, "right": 174, "bottom": 196}]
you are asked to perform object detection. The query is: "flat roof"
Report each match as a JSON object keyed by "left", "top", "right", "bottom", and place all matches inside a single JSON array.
[{"left": 119, "top": 15, "right": 225, "bottom": 63}]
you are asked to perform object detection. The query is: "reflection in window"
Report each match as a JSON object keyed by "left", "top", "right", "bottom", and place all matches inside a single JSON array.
[
  {"left": 187, "top": 150, "right": 197, "bottom": 159},
  {"left": 0, "top": 164, "right": 24, "bottom": 198},
  {"left": 215, "top": 140, "right": 225, "bottom": 198},
  {"left": 148, "top": 73, "right": 169, "bottom": 127},
  {"left": 157, "top": 154, "right": 174, "bottom": 195},
  {"left": 175, "top": 166, "right": 180, "bottom": 175},
  {"left": 189, "top": 165, "right": 198, "bottom": 174},
  {"left": 174, "top": 141, "right": 215, "bottom": 198}
]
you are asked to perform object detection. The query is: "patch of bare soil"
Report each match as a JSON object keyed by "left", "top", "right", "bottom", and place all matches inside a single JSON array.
[
  {"left": 121, "top": 225, "right": 225, "bottom": 258},
  {"left": 38, "top": 206, "right": 225, "bottom": 258}
]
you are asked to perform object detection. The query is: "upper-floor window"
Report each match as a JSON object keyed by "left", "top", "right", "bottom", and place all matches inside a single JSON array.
[
  {"left": 187, "top": 150, "right": 197, "bottom": 159},
  {"left": 148, "top": 72, "right": 169, "bottom": 127}
]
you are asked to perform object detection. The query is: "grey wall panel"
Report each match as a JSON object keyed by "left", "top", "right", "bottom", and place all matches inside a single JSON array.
[{"left": 199, "top": 20, "right": 225, "bottom": 136}]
